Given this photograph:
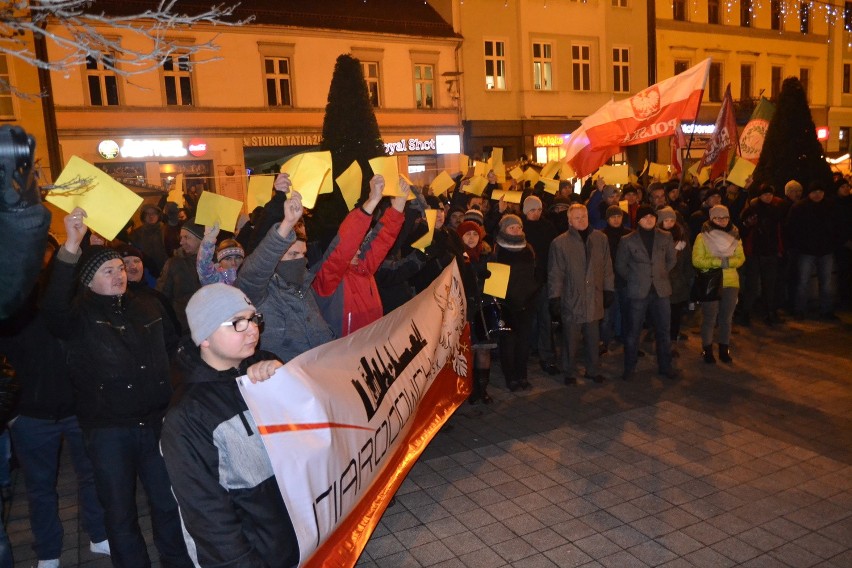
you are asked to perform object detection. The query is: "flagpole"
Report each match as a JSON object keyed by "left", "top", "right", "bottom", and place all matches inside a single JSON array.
[{"left": 678, "top": 114, "right": 700, "bottom": 187}]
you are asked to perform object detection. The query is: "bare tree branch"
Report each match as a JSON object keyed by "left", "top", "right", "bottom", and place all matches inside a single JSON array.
[{"left": 0, "top": 0, "right": 252, "bottom": 78}]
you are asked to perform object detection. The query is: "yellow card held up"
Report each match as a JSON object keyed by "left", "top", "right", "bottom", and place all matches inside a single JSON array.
[
  {"left": 47, "top": 155, "right": 143, "bottom": 241},
  {"left": 648, "top": 162, "right": 671, "bottom": 181},
  {"left": 167, "top": 173, "right": 184, "bottom": 206},
  {"left": 195, "top": 190, "right": 244, "bottom": 233},
  {"left": 473, "top": 160, "right": 488, "bottom": 178},
  {"left": 490, "top": 190, "right": 523, "bottom": 204},
  {"left": 483, "top": 262, "right": 511, "bottom": 300},
  {"left": 336, "top": 161, "right": 363, "bottom": 211},
  {"left": 523, "top": 168, "right": 540, "bottom": 185},
  {"left": 491, "top": 148, "right": 504, "bottom": 171},
  {"left": 542, "top": 177, "right": 559, "bottom": 195},
  {"left": 597, "top": 164, "right": 629, "bottom": 185},
  {"left": 280, "top": 151, "right": 332, "bottom": 208},
  {"left": 688, "top": 161, "right": 710, "bottom": 185},
  {"left": 246, "top": 175, "right": 275, "bottom": 212},
  {"left": 430, "top": 171, "right": 456, "bottom": 196},
  {"left": 410, "top": 209, "right": 438, "bottom": 252},
  {"left": 509, "top": 166, "right": 524, "bottom": 181},
  {"left": 560, "top": 162, "right": 576, "bottom": 181},
  {"left": 465, "top": 175, "right": 488, "bottom": 196},
  {"left": 540, "top": 160, "right": 560, "bottom": 179},
  {"left": 368, "top": 156, "right": 403, "bottom": 197},
  {"left": 727, "top": 156, "right": 756, "bottom": 189}
]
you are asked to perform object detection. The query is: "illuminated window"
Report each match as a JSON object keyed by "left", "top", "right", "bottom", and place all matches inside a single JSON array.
[
  {"left": 613, "top": 47, "right": 630, "bottom": 93},
  {"left": 572, "top": 43, "right": 591, "bottom": 92},
  {"left": 264, "top": 57, "right": 292, "bottom": 107},
  {"left": 163, "top": 54, "right": 193, "bottom": 106},
  {"left": 361, "top": 61, "right": 381, "bottom": 107},
  {"left": 86, "top": 54, "right": 119, "bottom": 106},
  {"left": 799, "top": 2, "right": 810, "bottom": 34},
  {"left": 611, "top": 0, "right": 628, "bottom": 7},
  {"left": 708, "top": 62, "right": 723, "bottom": 102},
  {"left": 414, "top": 64, "right": 434, "bottom": 108},
  {"left": 840, "top": 127, "right": 851, "bottom": 151},
  {"left": 532, "top": 42, "right": 552, "bottom": 91},
  {"left": 0, "top": 55, "right": 13, "bottom": 119},
  {"left": 485, "top": 40, "right": 507, "bottom": 90}
]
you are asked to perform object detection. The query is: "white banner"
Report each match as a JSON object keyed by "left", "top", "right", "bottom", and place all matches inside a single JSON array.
[{"left": 238, "top": 262, "right": 471, "bottom": 567}]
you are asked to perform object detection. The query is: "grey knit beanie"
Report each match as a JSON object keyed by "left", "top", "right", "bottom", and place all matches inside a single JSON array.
[
  {"left": 656, "top": 206, "right": 676, "bottom": 225},
  {"left": 78, "top": 246, "right": 121, "bottom": 287},
  {"left": 186, "top": 283, "right": 255, "bottom": 345}
]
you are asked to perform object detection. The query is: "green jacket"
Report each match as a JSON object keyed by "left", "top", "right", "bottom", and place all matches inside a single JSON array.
[{"left": 692, "top": 232, "right": 745, "bottom": 289}]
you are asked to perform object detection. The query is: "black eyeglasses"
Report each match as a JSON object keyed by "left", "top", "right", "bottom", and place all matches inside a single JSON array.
[{"left": 220, "top": 313, "right": 263, "bottom": 332}]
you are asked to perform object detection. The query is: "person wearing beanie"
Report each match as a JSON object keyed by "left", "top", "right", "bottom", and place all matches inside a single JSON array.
[
  {"left": 593, "top": 185, "right": 621, "bottom": 230},
  {"left": 456, "top": 220, "right": 496, "bottom": 404},
  {"left": 40, "top": 207, "right": 192, "bottom": 566},
  {"left": 490, "top": 213, "right": 538, "bottom": 391},
  {"left": 161, "top": 284, "right": 299, "bottom": 568},
  {"left": 156, "top": 217, "right": 203, "bottom": 332},
  {"left": 548, "top": 204, "right": 614, "bottom": 385},
  {"left": 689, "top": 187, "right": 723, "bottom": 244},
  {"left": 114, "top": 242, "right": 183, "bottom": 336},
  {"left": 522, "top": 195, "right": 560, "bottom": 376},
  {"left": 788, "top": 180, "right": 839, "bottom": 320},
  {"left": 621, "top": 183, "right": 641, "bottom": 229},
  {"left": 692, "top": 204, "right": 745, "bottom": 364},
  {"left": 463, "top": 208, "right": 485, "bottom": 226},
  {"left": 738, "top": 183, "right": 785, "bottom": 326},
  {"left": 130, "top": 203, "right": 169, "bottom": 278},
  {"left": 657, "top": 207, "right": 693, "bottom": 347},
  {"left": 195, "top": 221, "right": 245, "bottom": 287},
  {"left": 601, "top": 203, "right": 631, "bottom": 351},
  {"left": 615, "top": 204, "right": 680, "bottom": 381}
]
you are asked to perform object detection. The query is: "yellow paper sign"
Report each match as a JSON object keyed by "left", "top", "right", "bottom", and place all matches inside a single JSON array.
[
  {"left": 464, "top": 175, "right": 488, "bottom": 196},
  {"left": 491, "top": 148, "right": 504, "bottom": 171},
  {"left": 246, "top": 175, "right": 275, "bottom": 212},
  {"left": 509, "top": 166, "right": 524, "bottom": 181},
  {"left": 540, "top": 160, "right": 560, "bottom": 179},
  {"left": 560, "top": 162, "right": 576, "bottom": 180},
  {"left": 368, "top": 156, "right": 403, "bottom": 197},
  {"left": 430, "top": 171, "right": 456, "bottom": 196},
  {"left": 473, "top": 161, "right": 488, "bottom": 178},
  {"left": 648, "top": 162, "right": 671, "bottom": 181},
  {"left": 523, "top": 168, "right": 540, "bottom": 185},
  {"left": 727, "top": 156, "right": 756, "bottom": 189},
  {"left": 47, "top": 155, "right": 143, "bottom": 241},
  {"left": 688, "top": 161, "right": 710, "bottom": 185},
  {"left": 410, "top": 209, "right": 438, "bottom": 252},
  {"left": 619, "top": 199, "right": 629, "bottom": 213},
  {"left": 167, "top": 174, "right": 184, "bottom": 206},
  {"left": 280, "top": 151, "right": 332, "bottom": 208},
  {"left": 483, "top": 262, "right": 510, "bottom": 300},
  {"left": 640, "top": 159, "right": 650, "bottom": 176},
  {"left": 597, "top": 164, "right": 629, "bottom": 185},
  {"left": 542, "top": 177, "right": 559, "bottom": 195},
  {"left": 195, "top": 190, "right": 244, "bottom": 233},
  {"left": 490, "top": 190, "right": 523, "bottom": 204},
  {"left": 336, "top": 161, "right": 363, "bottom": 212}
]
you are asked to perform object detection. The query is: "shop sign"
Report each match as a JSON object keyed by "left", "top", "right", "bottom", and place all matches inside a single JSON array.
[
  {"left": 242, "top": 134, "right": 322, "bottom": 147},
  {"left": 384, "top": 137, "right": 437, "bottom": 156},
  {"left": 107, "top": 138, "right": 190, "bottom": 159},
  {"left": 98, "top": 140, "right": 120, "bottom": 160},
  {"left": 435, "top": 134, "right": 461, "bottom": 155},
  {"left": 816, "top": 126, "right": 829, "bottom": 141},
  {"left": 188, "top": 139, "right": 208, "bottom": 157},
  {"left": 680, "top": 123, "right": 716, "bottom": 135},
  {"left": 534, "top": 134, "right": 568, "bottom": 147}
]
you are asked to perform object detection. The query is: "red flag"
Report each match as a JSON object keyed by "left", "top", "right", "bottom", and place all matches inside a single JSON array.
[
  {"left": 671, "top": 120, "right": 687, "bottom": 175},
  {"left": 563, "top": 125, "right": 621, "bottom": 178},
  {"left": 698, "top": 84, "right": 739, "bottom": 175},
  {"left": 582, "top": 59, "right": 710, "bottom": 149}
]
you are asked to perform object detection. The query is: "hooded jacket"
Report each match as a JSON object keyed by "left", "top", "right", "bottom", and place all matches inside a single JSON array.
[{"left": 161, "top": 340, "right": 298, "bottom": 568}]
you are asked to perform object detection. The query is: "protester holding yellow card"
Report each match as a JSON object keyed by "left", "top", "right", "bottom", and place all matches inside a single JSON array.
[
  {"left": 464, "top": 175, "right": 488, "bottom": 196},
  {"left": 490, "top": 190, "right": 523, "bottom": 204},
  {"left": 280, "top": 151, "right": 332, "bottom": 208},
  {"left": 336, "top": 161, "right": 363, "bottom": 211},
  {"left": 727, "top": 156, "right": 756, "bottom": 189},
  {"left": 247, "top": 175, "right": 275, "bottom": 212},
  {"left": 483, "top": 262, "right": 510, "bottom": 299},
  {"left": 430, "top": 171, "right": 456, "bottom": 196},
  {"left": 410, "top": 209, "right": 438, "bottom": 252},
  {"left": 47, "top": 155, "right": 143, "bottom": 241}
]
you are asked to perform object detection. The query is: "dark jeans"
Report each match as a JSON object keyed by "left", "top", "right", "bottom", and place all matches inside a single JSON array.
[
  {"left": 529, "top": 286, "right": 556, "bottom": 364},
  {"left": 499, "top": 306, "right": 533, "bottom": 386},
  {"left": 601, "top": 285, "right": 628, "bottom": 347},
  {"left": 561, "top": 319, "right": 601, "bottom": 377},
  {"left": 9, "top": 415, "right": 106, "bottom": 560},
  {"left": 84, "top": 426, "right": 192, "bottom": 568},
  {"left": 624, "top": 290, "right": 673, "bottom": 374},
  {"left": 837, "top": 247, "right": 852, "bottom": 309},
  {"left": 796, "top": 253, "right": 834, "bottom": 315},
  {"left": 742, "top": 255, "right": 779, "bottom": 316}
]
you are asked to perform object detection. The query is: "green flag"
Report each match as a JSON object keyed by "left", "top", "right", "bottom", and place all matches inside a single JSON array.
[{"left": 739, "top": 97, "right": 776, "bottom": 164}]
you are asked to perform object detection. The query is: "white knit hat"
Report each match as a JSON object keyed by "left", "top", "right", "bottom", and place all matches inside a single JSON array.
[{"left": 186, "top": 284, "right": 254, "bottom": 345}]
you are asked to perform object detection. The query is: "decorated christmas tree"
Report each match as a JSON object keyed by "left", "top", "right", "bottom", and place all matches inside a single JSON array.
[
  {"left": 753, "top": 77, "right": 832, "bottom": 193},
  {"left": 311, "top": 54, "right": 386, "bottom": 246}
]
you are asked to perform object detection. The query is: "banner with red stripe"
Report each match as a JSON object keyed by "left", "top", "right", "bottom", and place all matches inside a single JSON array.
[{"left": 238, "top": 262, "right": 472, "bottom": 566}]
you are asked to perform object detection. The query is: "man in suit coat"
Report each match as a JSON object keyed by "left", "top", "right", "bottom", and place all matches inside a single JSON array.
[{"left": 615, "top": 205, "right": 680, "bottom": 381}]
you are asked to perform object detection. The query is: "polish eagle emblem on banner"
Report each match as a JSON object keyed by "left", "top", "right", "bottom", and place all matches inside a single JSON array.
[{"left": 630, "top": 86, "right": 661, "bottom": 120}]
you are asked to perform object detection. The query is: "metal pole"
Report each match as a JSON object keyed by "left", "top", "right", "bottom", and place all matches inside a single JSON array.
[{"left": 33, "top": 26, "right": 62, "bottom": 181}]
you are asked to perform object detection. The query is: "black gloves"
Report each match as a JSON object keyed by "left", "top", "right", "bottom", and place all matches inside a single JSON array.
[
  {"left": 549, "top": 298, "right": 562, "bottom": 320},
  {"left": 603, "top": 290, "right": 615, "bottom": 308}
]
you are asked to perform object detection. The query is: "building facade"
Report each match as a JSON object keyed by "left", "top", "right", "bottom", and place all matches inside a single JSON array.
[
  {"left": 40, "top": 0, "right": 463, "bottom": 203},
  {"left": 655, "top": 0, "right": 850, "bottom": 163},
  {"left": 432, "top": 0, "right": 650, "bottom": 165}
]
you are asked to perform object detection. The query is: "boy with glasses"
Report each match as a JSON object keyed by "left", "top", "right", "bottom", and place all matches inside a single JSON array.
[{"left": 161, "top": 283, "right": 299, "bottom": 567}]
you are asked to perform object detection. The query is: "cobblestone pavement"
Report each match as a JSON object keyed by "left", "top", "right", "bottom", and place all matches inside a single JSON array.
[{"left": 8, "top": 311, "right": 852, "bottom": 567}]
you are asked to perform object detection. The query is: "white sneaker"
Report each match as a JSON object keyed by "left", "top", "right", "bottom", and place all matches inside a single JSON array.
[
  {"left": 90, "top": 539, "right": 111, "bottom": 556},
  {"left": 37, "top": 560, "right": 60, "bottom": 568}
]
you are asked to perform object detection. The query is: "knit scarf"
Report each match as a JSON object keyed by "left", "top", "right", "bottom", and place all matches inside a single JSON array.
[
  {"left": 701, "top": 222, "right": 739, "bottom": 258},
  {"left": 496, "top": 232, "right": 527, "bottom": 250}
]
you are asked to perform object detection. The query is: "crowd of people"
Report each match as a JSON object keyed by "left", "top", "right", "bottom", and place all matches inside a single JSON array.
[{"left": 0, "top": 159, "right": 849, "bottom": 567}]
